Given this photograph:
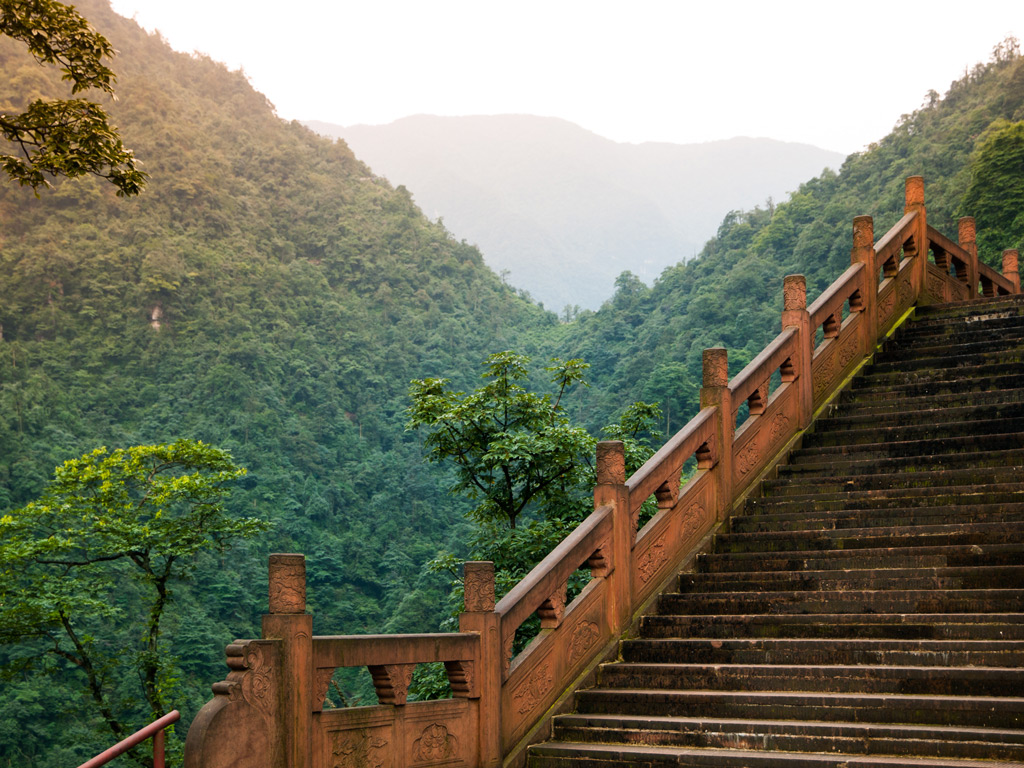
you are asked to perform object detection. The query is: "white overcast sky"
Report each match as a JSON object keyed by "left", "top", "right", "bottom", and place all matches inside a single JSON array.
[{"left": 108, "top": 0, "right": 1021, "bottom": 155}]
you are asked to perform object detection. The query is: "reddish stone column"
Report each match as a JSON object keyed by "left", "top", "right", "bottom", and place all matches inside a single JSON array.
[
  {"left": 851, "top": 215, "right": 877, "bottom": 355},
  {"left": 262, "top": 554, "right": 313, "bottom": 768},
  {"left": 1003, "top": 250, "right": 1020, "bottom": 293},
  {"left": 781, "top": 275, "right": 812, "bottom": 428},
  {"left": 594, "top": 440, "right": 632, "bottom": 635},
  {"left": 905, "top": 176, "right": 927, "bottom": 303},
  {"left": 958, "top": 217, "right": 979, "bottom": 297},
  {"left": 458, "top": 561, "right": 501, "bottom": 767},
  {"left": 700, "top": 348, "right": 733, "bottom": 521}
]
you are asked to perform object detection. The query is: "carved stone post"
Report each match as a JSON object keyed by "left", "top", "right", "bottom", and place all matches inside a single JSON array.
[
  {"left": 851, "top": 215, "right": 877, "bottom": 355},
  {"left": 905, "top": 176, "right": 927, "bottom": 304},
  {"left": 959, "top": 217, "right": 980, "bottom": 297},
  {"left": 594, "top": 440, "right": 631, "bottom": 636},
  {"left": 458, "top": 561, "right": 501, "bottom": 767},
  {"left": 781, "top": 275, "right": 812, "bottom": 428},
  {"left": 262, "top": 554, "right": 313, "bottom": 768},
  {"left": 1004, "top": 250, "right": 1020, "bottom": 293},
  {"left": 700, "top": 348, "right": 733, "bottom": 521}
]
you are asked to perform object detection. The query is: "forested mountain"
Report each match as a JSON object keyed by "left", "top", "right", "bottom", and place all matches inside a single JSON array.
[
  {"left": 308, "top": 116, "right": 844, "bottom": 312},
  {"left": 2, "top": 2, "right": 1022, "bottom": 763},
  {"left": 0, "top": 2, "right": 554, "bottom": 762},
  {"left": 547, "top": 40, "right": 1024, "bottom": 436}
]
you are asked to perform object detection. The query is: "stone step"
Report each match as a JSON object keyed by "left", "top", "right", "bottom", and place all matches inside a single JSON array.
[
  {"left": 572, "top": 688, "right": 1024, "bottom": 729},
  {"left": 834, "top": 386, "right": 1024, "bottom": 417},
  {"left": 760, "top": 466, "right": 1021, "bottom": 498},
  {"left": 729, "top": 503, "right": 1024, "bottom": 535},
  {"left": 638, "top": 613, "right": 1024, "bottom": 641},
  {"left": 744, "top": 486, "right": 1024, "bottom": 514},
  {"left": 844, "top": 372, "right": 1024, "bottom": 401},
  {"left": 619, "top": 638, "right": 1024, "bottom": 667},
  {"left": 677, "top": 565, "right": 1024, "bottom": 594},
  {"left": 714, "top": 521, "right": 1024, "bottom": 555},
  {"left": 743, "top": 485, "right": 1024, "bottom": 515},
  {"left": 796, "top": 417, "right": 1024, "bottom": 450},
  {"left": 889, "top": 316, "right": 1024, "bottom": 345},
  {"left": 548, "top": 715, "right": 1024, "bottom": 762},
  {"left": 530, "top": 741, "right": 1024, "bottom": 767},
  {"left": 656, "top": 588, "right": 1024, "bottom": 617},
  {"left": 851, "top": 360, "right": 1024, "bottom": 389},
  {"left": 913, "top": 295, "right": 1024, "bottom": 322},
  {"left": 597, "top": 663, "right": 1024, "bottom": 697},
  {"left": 869, "top": 345, "right": 1024, "bottom": 376},
  {"left": 780, "top": 445, "right": 1024, "bottom": 477},
  {"left": 815, "top": 394, "right": 1024, "bottom": 427}
]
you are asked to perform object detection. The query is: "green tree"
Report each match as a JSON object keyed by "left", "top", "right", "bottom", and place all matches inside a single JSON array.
[
  {"left": 0, "top": 439, "right": 267, "bottom": 762},
  {"left": 961, "top": 118, "right": 1024, "bottom": 262},
  {"left": 407, "top": 351, "right": 596, "bottom": 529},
  {"left": 0, "top": 0, "right": 145, "bottom": 194}
]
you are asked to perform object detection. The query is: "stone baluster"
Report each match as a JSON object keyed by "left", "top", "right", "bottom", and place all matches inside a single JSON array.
[
  {"left": 905, "top": 176, "right": 928, "bottom": 302},
  {"left": 851, "top": 215, "right": 877, "bottom": 357},
  {"left": 458, "top": 561, "right": 500, "bottom": 767},
  {"left": 594, "top": 440, "right": 631, "bottom": 635},
  {"left": 959, "top": 217, "right": 979, "bottom": 296},
  {"left": 782, "top": 275, "right": 812, "bottom": 429},
  {"left": 700, "top": 348, "right": 733, "bottom": 521},
  {"left": 1003, "top": 250, "right": 1020, "bottom": 294},
  {"left": 263, "top": 554, "right": 312, "bottom": 768}
]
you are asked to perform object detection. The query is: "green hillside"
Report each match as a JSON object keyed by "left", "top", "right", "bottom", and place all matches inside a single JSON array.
[
  {"left": 0, "top": 2, "right": 554, "bottom": 762},
  {"left": 548, "top": 40, "right": 1024, "bottom": 431}
]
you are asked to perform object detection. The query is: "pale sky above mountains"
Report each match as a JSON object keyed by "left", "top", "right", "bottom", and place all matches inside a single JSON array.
[{"left": 109, "top": 0, "right": 1021, "bottom": 155}]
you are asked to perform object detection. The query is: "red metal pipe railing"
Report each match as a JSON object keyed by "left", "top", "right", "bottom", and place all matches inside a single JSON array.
[{"left": 77, "top": 710, "right": 180, "bottom": 768}]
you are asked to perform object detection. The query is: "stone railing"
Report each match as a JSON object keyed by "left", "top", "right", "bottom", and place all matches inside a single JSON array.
[{"left": 184, "top": 177, "right": 1021, "bottom": 768}]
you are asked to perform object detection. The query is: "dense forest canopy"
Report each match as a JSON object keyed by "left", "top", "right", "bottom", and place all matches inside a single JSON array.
[{"left": 0, "top": 0, "right": 1022, "bottom": 762}]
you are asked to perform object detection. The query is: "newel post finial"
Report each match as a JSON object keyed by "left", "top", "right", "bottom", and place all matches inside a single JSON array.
[
  {"left": 1004, "top": 250, "right": 1020, "bottom": 293},
  {"left": 263, "top": 554, "right": 313, "bottom": 768},
  {"left": 700, "top": 347, "right": 733, "bottom": 521},
  {"left": 594, "top": 440, "right": 631, "bottom": 635},
  {"left": 905, "top": 177, "right": 927, "bottom": 304},
  {"left": 457, "top": 560, "right": 501, "bottom": 766},
  {"left": 781, "top": 275, "right": 812, "bottom": 429},
  {"left": 959, "top": 217, "right": 980, "bottom": 296},
  {"left": 851, "top": 215, "right": 878, "bottom": 356}
]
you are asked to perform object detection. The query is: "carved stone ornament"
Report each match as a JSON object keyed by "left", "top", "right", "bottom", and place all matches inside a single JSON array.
[
  {"left": 444, "top": 659, "right": 475, "bottom": 698},
  {"left": 268, "top": 554, "right": 306, "bottom": 614},
  {"left": 412, "top": 723, "right": 459, "bottom": 764},
  {"left": 587, "top": 543, "right": 611, "bottom": 578},
  {"left": 537, "top": 583, "right": 568, "bottom": 629},
  {"left": 314, "top": 666, "right": 336, "bottom": 711},
  {"left": 783, "top": 275, "right": 807, "bottom": 311},
  {"left": 879, "top": 286, "right": 896, "bottom": 318},
  {"left": 568, "top": 620, "right": 600, "bottom": 666},
  {"left": 368, "top": 663, "right": 416, "bottom": 706},
  {"left": 837, "top": 334, "right": 859, "bottom": 370},
  {"left": 681, "top": 501, "right": 705, "bottom": 541},
  {"left": 596, "top": 441, "right": 625, "bottom": 484},
  {"left": 897, "top": 275, "right": 913, "bottom": 307},
  {"left": 214, "top": 640, "right": 276, "bottom": 718},
  {"left": 813, "top": 366, "right": 831, "bottom": 399},
  {"left": 637, "top": 535, "right": 668, "bottom": 584},
  {"left": 502, "top": 632, "right": 516, "bottom": 679},
  {"left": 463, "top": 561, "right": 496, "bottom": 612},
  {"left": 655, "top": 474, "right": 680, "bottom": 509},
  {"left": 331, "top": 728, "right": 389, "bottom": 768},
  {"left": 736, "top": 438, "right": 760, "bottom": 477},
  {"left": 512, "top": 662, "right": 554, "bottom": 715},
  {"left": 768, "top": 411, "right": 790, "bottom": 445}
]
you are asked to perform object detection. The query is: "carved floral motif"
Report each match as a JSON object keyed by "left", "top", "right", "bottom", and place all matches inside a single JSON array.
[
  {"left": 512, "top": 662, "right": 554, "bottom": 715},
  {"left": 837, "top": 334, "right": 859, "bottom": 370},
  {"left": 768, "top": 412, "right": 790, "bottom": 444},
  {"left": 538, "top": 583, "right": 568, "bottom": 629},
  {"left": 926, "top": 270, "right": 945, "bottom": 301},
  {"left": 637, "top": 535, "right": 667, "bottom": 583},
  {"left": 412, "top": 723, "right": 459, "bottom": 764},
  {"left": 897, "top": 275, "right": 913, "bottom": 308},
  {"left": 332, "top": 728, "right": 389, "bottom": 768},
  {"left": 463, "top": 563, "right": 496, "bottom": 612},
  {"left": 368, "top": 663, "right": 416, "bottom": 705},
  {"left": 568, "top": 621, "right": 600, "bottom": 666},
  {"left": 241, "top": 643, "right": 274, "bottom": 716},
  {"left": 735, "top": 438, "right": 760, "bottom": 478},
  {"left": 681, "top": 500, "right": 705, "bottom": 541},
  {"left": 268, "top": 558, "right": 306, "bottom": 614},
  {"left": 879, "top": 287, "right": 896, "bottom": 319}
]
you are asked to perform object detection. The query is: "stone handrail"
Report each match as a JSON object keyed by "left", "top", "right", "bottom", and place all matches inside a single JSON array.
[{"left": 184, "top": 177, "right": 1022, "bottom": 768}]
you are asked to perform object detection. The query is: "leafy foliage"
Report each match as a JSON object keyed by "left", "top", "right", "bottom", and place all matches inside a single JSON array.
[
  {"left": 961, "top": 119, "right": 1024, "bottom": 260},
  {"left": 0, "top": 439, "right": 264, "bottom": 764},
  {"left": 0, "top": 0, "right": 145, "bottom": 194}
]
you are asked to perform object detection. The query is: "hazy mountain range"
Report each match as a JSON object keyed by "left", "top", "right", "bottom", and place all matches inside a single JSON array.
[{"left": 307, "top": 115, "right": 846, "bottom": 310}]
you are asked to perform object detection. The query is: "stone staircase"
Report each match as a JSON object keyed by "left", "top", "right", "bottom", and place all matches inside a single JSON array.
[{"left": 528, "top": 294, "right": 1024, "bottom": 767}]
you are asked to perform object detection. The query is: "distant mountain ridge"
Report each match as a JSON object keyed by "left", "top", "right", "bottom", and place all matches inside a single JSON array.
[{"left": 307, "top": 115, "right": 846, "bottom": 310}]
